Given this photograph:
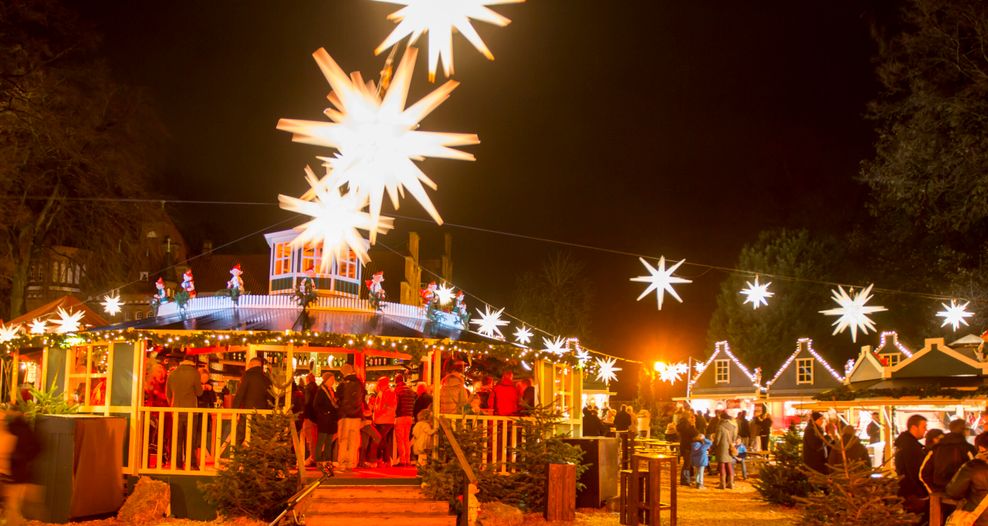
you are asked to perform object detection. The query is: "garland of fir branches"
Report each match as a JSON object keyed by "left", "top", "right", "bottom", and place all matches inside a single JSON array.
[{"left": 814, "top": 383, "right": 988, "bottom": 401}]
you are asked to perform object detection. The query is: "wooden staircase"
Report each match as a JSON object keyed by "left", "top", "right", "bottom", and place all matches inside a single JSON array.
[{"left": 302, "top": 483, "right": 457, "bottom": 526}]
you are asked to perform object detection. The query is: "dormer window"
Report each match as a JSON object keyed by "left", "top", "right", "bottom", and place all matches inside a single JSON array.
[
  {"left": 301, "top": 246, "right": 321, "bottom": 273},
  {"left": 337, "top": 251, "right": 358, "bottom": 280},
  {"left": 273, "top": 242, "right": 293, "bottom": 275},
  {"left": 715, "top": 360, "right": 730, "bottom": 384},
  {"left": 879, "top": 353, "right": 900, "bottom": 367},
  {"left": 796, "top": 358, "right": 814, "bottom": 384}
]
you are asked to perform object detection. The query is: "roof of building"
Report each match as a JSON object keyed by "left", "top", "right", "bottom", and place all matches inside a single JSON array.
[{"left": 9, "top": 295, "right": 108, "bottom": 328}]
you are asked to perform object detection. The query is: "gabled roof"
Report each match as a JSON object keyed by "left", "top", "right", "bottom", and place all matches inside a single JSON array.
[
  {"left": 9, "top": 295, "right": 108, "bottom": 329},
  {"left": 951, "top": 334, "right": 984, "bottom": 346},
  {"left": 891, "top": 338, "right": 984, "bottom": 379},
  {"left": 873, "top": 331, "right": 913, "bottom": 360},
  {"left": 765, "top": 338, "right": 844, "bottom": 397},
  {"left": 845, "top": 347, "right": 885, "bottom": 384},
  {"left": 689, "top": 341, "right": 761, "bottom": 398}
]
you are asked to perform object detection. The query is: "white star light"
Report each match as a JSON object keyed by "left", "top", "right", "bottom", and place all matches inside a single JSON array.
[
  {"left": 435, "top": 283, "right": 456, "bottom": 305},
  {"left": 542, "top": 336, "right": 568, "bottom": 357},
  {"left": 937, "top": 300, "right": 975, "bottom": 331},
  {"left": 694, "top": 361, "right": 707, "bottom": 375},
  {"left": 101, "top": 294, "right": 123, "bottom": 316},
  {"left": 0, "top": 323, "right": 21, "bottom": 343},
  {"left": 28, "top": 319, "right": 47, "bottom": 335},
  {"left": 655, "top": 362, "right": 689, "bottom": 384},
  {"left": 51, "top": 307, "right": 84, "bottom": 334},
  {"left": 594, "top": 357, "right": 621, "bottom": 385},
  {"left": 373, "top": 0, "right": 524, "bottom": 81},
  {"left": 470, "top": 305, "right": 509, "bottom": 339},
  {"left": 279, "top": 166, "right": 395, "bottom": 272},
  {"left": 740, "top": 276, "right": 773, "bottom": 309},
  {"left": 630, "top": 256, "right": 692, "bottom": 310},
  {"left": 819, "top": 284, "right": 887, "bottom": 343},
  {"left": 277, "top": 48, "right": 478, "bottom": 236},
  {"left": 575, "top": 348, "right": 591, "bottom": 368},
  {"left": 513, "top": 325, "right": 533, "bottom": 346}
]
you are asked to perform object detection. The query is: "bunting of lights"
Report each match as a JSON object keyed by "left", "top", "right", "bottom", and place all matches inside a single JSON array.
[
  {"left": 101, "top": 294, "right": 123, "bottom": 316},
  {"left": 819, "top": 284, "right": 887, "bottom": 343},
  {"left": 765, "top": 338, "right": 844, "bottom": 387},
  {"left": 936, "top": 300, "right": 975, "bottom": 331},
  {"left": 630, "top": 256, "right": 691, "bottom": 310},
  {"left": 740, "top": 276, "right": 773, "bottom": 309},
  {"left": 277, "top": 47, "right": 479, "bottom": 235},
  {"left": 470, "top": 305, "right": 509, "bottom": 339},
  {"left": 51, "top": 307, "right": 84, "bottom": 334},
  {"left": 373, "top": 0, "right": 525, "bottom": 81}
]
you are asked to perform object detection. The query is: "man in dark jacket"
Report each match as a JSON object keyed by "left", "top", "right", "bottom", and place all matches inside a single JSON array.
[
  {"left": 921, "top": 418, "right": 977, "bottom": 493},
  {"left": 737, "top": 410, "right": 751, "bottom": 449},
  {"left": 582, "top": 406, "right": 603, "bottom": 437},
  {"left": 945, "top": 431, "right": 988, "bottom": 526},
  {"left": 677, "top": 413, "right": 698, "bottom": 486},
  {"left": 827, "top": 424, "right": 870, "bottom": 468},
  {"left": 867, "top": 412, "right": 882, "bottom": 444},
  {"left": 613, "top": 405, "right": 632, "bottom": 432},
  {"left": 312, "top": 372, "right": 339, "bottom": 464},
  {"left": 233, "top": 358, "right": 273, "bottom": 410},
  {"left": 895, "top": 414, "right": 929, "bottom": 516},
  {"left": 802, "top": 412, "right": 829, "bottom": 474},
  {"left": 166, "top": 353, "right": 203, "bottom": 468},
  {"left": 335, "top": 364, "right": 365, "bottom": 471}
]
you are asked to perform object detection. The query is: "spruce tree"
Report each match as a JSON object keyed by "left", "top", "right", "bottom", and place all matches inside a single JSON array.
[{"left": 752, "top": 426, "right": 813, "bottom": 506}]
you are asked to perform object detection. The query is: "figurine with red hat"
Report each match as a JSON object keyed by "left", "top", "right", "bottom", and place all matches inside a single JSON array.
[
  {"left": 365, "top": 271, "right": 386, "bottom": 311},
  {"left": 227, "top": 263, "right": 244, "bottom": 304},
  {"left": 181, "top": 268, "right": 196, "bottom": 298},
  {"left": 420, "top": 281, "right": 437, "bottom": 306},
  {"left": 454, "top": 290, "right": 469, "bottom": 325},
  {"left": 151, "top": 277, "right": 170, "bottom": 317},
  {"left": 295, "top": 269, "right": 317, "bottom": 311}
]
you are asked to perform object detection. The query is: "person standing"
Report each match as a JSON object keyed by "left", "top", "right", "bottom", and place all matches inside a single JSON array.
[
  {"left": 413, "top": 383, "right": 433, "bottom": 418},
  {"left": 802, "top": 412, "right": 829, "bottom": 474},
  {"left": 753, "top": 404, "right": 773, "bottom": 452},
  {"left": 713, "top": 411, "right": 738, "bottom": 489},
  {"left": 439, "top": 363, "right": 469, "bottom": 414},
  {"left": 944, "top": 431, "right": 988, "bottom": 526},
  {"left": 827, "top": 424, "right": 870, "bottom": 468},
  {"left": 335, "top": 364, "right": 365, "bottom": 471},
  {"left": 677, "top": 412, "right": 698, "bottom": 486},
  {"left": 491, "top": 371, "right": 520, "bottom": 416},
  {"left": 691, "top": 433, "right": 712, "bottom": 489},
  {"left": 393, "top": 374, "right": 417, "bottom": 466},
  {"left": 614, "top": 405, "right": 632, "bottom": 433},
  {"left": 166, "top": 352, "right": 202, "bottom": 469},
  {"left": 302, "top": 373, "right": 319, "bottom": 466},
  {"left": 737, "top": 410, "right": 751, "bottom": 450},
  {"left": 372, "top": 377, "right": 397, "bottom": 466},
  {"left": 233, "top": 358, "right": 273, "bottom": 410},
  {"left": 313, "top": 372, "right": 339, "bottom": 466},
  {"left": 1, "top": 411, "right": 41, "bottom": 526},
  {"left": 922, "top": 419, "right": 976, "bottom": 494},
  {"left": 867, "top": 412, "right": 882, "bottom": 444},
  {"left": 895, "top": 414, "right": 929, "bottom": 517},
  {"left": 518, "top": 378, "right": 535, "bottom": 415}
]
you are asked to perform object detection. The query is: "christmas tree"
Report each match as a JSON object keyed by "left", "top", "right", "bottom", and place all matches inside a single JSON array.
[{"left": 752, "top": 426, "right": 813, "bottom": 506}]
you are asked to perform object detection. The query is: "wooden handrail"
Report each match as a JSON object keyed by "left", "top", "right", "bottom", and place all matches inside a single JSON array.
[{"left": 437, "top": 415, "right": 478, "bottom": 485}]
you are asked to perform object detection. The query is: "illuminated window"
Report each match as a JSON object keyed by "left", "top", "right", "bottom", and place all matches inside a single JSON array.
[
  {"left": 715, "top": 360, "right": 729, "bottom": 384},
  {"left": 67, "top": 345, "right": 109, "bottom": 408},
  {"left": 336, "top": 250, "right": 358, "bottom": 279},
  {"left": 301, "top": 245, "right": 322, "bottom": 273},
  {"left": 796, "top": 358, "right": 814, "bottom": 384},
  {"left": 879, "top": 353, "right": 900, "bottom": 367},
  {"left": 273, "top": 242, "right": 293, "bottom": 275}
]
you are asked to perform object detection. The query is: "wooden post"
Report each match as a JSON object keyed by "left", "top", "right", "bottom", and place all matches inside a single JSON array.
[{"left": 545, "top": 463, "right": 576, "bottom": 522}]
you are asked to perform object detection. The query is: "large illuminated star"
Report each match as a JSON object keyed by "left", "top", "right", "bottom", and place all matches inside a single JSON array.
[
  {"left": 740, "top": 276, "right": 773, "bottom": 309},
  {"left": 819, "top": 284, "right": 887, "bottom": 342},
  {"left": 373, "top": 0, "right": 524, "bottom": 81},
  {"left": 277, "top": 48, "right": 478, "bottom": 236},
  {"left": 51, "top": 307, "right": 84, "bottom": 334},
  {"left": 101, "top": 294, "right": 123, "bottom": 316},
  {"left": 28, "top": 319, "right": 47, "bottom": 335},
  {"left": 937, "top": 300, "right": 975, "bottom": 331},
  {"left": 575, "top": 347, "right": 591, "bottom": 368},
  {"left": 279, "top": 166, "right": 394, "bottom": 271},
  {"left": 542, "top": 336, "right": 568, "bottom": 357},
  {"left": 595, "top": 357, "right": 621, "bottom": 385},
  {"left": 470, "top": 305, "right": 508, "bottom": 339},
  {"left": 630, "top": 256, "right": 692, "bottom": 310},
  {"left": 513, "top": 325, "right": 533, "bottom": 346},
  {"left": 435, "top": 283, "right": 456, "bottom": 305},
  {"left": 0, "top": 323, "right": 21, "bottom": 344}
]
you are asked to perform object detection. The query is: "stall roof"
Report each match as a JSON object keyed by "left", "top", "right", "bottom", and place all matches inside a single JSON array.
[{"left": 9, "top": 295, "right": 108, "bottom": 328}]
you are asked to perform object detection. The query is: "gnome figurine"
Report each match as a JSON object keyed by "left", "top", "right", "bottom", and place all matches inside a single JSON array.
[
  {"left": 181, "top": 269, "right": 197, "bottom": 298},
  {"left": 227, "top": 263, "right": 244, "bottom": 304},
  {"left": 365, "top": 271, "right": 385, "bottom": 311}
]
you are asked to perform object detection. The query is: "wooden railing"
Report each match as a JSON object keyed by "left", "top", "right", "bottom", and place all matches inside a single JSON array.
[
  {"left": 137, "top": 407, "right": 273, "bottom": 475},
  {"left": 155, "top": 294, "right": 425, "bottom": 319},
  {"left": 437, "top": 416, "right": 480, "bottom": 526},
  {"left": 439, "top": 413, "right": 531, "bottom": 474}
]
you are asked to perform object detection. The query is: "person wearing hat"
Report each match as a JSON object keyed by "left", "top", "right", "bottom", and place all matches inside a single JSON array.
[
  {"left": 802, "top": 411, "right": 829, "bottom": 474},
  {"left": 335, "top": 364, "right": 365, "bottom": 471},
  {"left": 166, "top": 351, "right": 203, "bottom": 468}
]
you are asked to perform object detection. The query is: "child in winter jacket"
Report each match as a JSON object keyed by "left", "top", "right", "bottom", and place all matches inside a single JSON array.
[
  {"left": 734, "top": 438, "right": 748, "bottom": 480},
  {"left": 412, "top": 409, "right": 436, "bottom": 466},
  {"left": 691, "top": 433, "right": 713, "bottom": 488}
]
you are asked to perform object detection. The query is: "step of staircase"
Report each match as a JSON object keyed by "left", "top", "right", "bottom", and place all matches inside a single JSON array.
[{"left": 303, "top": 484, "right": 456, "bottom": 526}]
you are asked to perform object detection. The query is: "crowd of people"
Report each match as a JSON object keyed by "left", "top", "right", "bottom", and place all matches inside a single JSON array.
[{"left": 671, "top": 405, "right": 765, "bottom": 490}]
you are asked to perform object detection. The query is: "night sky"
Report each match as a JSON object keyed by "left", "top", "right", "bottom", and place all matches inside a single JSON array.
[{"left": 82, "top": 1, "right": 880, "bottom": 379}]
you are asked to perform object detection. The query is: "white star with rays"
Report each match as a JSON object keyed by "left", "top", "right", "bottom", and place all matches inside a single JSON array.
[
  {"left": 819, "top": 284, "right": 887, "bottom": 342},
  {"left": 279, "top": 166, "right": 394, "bottom": 272},
  {"left": 470, "top": 305, "right": 508, "bottom": 339},
  {"left": 435, "top": 283, "right": 456, "bottom": 305},
  {"left": 594, "top": 357, "right": 621, "bottom": 385},
  {"left": 29, "top": 319, "right": 47, "bottom": 335},
  {"left": 575, "top": 348, "right": 591, "bottom": 368},
  {"left": 101, "top": 294, "right": 123, "bottom": 316},
  {"left": 373, "top": 0, "right": 524, "bottom": 81},
  {"left": 937, "top": 300, "right": 975, "bottom": 331},
  {"left": 630, "top": 256, "right": 692, "bottom": 310},
  {"left": 655, "top": 362, "right": 689, "bottom": 384},
  {"left": 542, "top": 336, "right": 568, "bottom": 357},
  {"left": 277, "top": 48, "right": 478, "bottom": 236},
  {"left": 513, "top": 325, "right": 533, "bottom": 346},
  {"left": 51, "top": 307, "right": 85, "bottom": 334},
  {"left": 740, "top": 276, "right": 773, "bottom": 309},
  {"left": 694, "top": 361, "right": 707, "bottom": 375},
  {"left": 0, "top": 323, "right": 20, "bottom": 344}
]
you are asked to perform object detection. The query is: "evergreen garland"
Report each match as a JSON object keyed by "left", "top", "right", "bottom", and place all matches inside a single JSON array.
[
  {"left": 752, "top": 426, "right": 813, "bottom": 506},
  {"left": 816, "top": 383, "right": 988, "bottom": 401}
]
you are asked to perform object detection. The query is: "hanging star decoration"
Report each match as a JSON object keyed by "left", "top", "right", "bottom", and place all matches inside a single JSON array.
[
  {"left": 740, "top": 276, "right": 773, "bottom": 309},
  {"left": 435, "top": 283, "right": 456, "bottom": 305},
  {"left": 542, "top": 336, "right": 568, "bottom": 357},
  {"left": 51, "top": 307, "right": 85, "bottom": 334},
  {"left": 0, "top": 323, "right": 21, "bottom": 344},
  {"left": 936, "top": 300, "right": 975, "bottom": 331},
  {"left": 28, "top": 319, "right": 47, "bottom": 335},
  {"left": 279, "top": 166, "right": 394, "bottom": 271},
  {"left": 694, "top": 361, "right": 707, "bottom": 375},
  {"left": 470, "top": 305, "right": 509, "bottom": 339},
  {"left": 630, "top": 256, "right": 692, "bottom": 310},
  {"left": 513, "top": 325, "right": 533, "bottom": 346},
  {"left": 101, "top": 294, "right": 123, "bottom": 316},
  {"left": 373, "top": 0, "right": 524, "bottom": 81},
  {"left": 575, "top": 347, "right": 591, "bottom": 368},
  {"left": 277, "top": 47, "right": 478, "bottom": 235},
  {"left": 654, "top": 362, "right": 689, "bottom": 384},
  {"left": 594, "top": 357, "right": 621, "bottom": 385},
  {"left": 819, "top": 284, "right": 887, "bottom": 342}
]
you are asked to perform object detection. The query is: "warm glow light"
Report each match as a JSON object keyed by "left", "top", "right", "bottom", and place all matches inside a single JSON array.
[
  {"left": 279, "top": 166, "right": 394, "bottom": 271},
  {"left": 630, "top": 256, "right": 691, "bottom": 310},
  {"left": 0, "top": 323, "right": 20, "bottom": 344},
  {"left": 28, "top": 319, "right": 47, "bottom": 335},
  {"left": 740, "top": 276, "right": 773, "bottom": 309},
  {"left": 373, "top": 0, "right": 524, "bottom": 81},
  {"left": 52, "top": 307, "right": 84, "bottom": 334},
  {"left": 277, "top": 47, "right": 478, "bottom": 236},
  {"left": 653, "top": 361, "right": 689, "bottom": 384},
  {"left": 101, "top": 294, "right": 122, "bottom": 316},
  {"left": 513, "top": 325, "right": 533, "bottom": 346},
  {"left": 470, "top": 305, "right": 508, "bottom": 339},
  {"left": 936, "top": 300, "right": 974, "bottom": 331},
  {"left": 819, "top": 284, "right": 887, "bottom": 342},
  {"left": 435, "top": 283, "right": 456, "bottom": 305},
  {"left": 542, "top": 336, "right": 567, "bottom": 357},
  {"left": 595, "top": 357, "right": 621, "bottom": 385}
]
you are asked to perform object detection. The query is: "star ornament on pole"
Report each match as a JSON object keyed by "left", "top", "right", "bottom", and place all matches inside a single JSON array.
[
  {"left": 470, "top": 305, "right": 509, "bottom": 339},
  {"left": 277, "top": 47, "right": 479, "bottom": 236},
  {"left": 101, "top": 294, "right": 123, "bottom": 316},
  {"left": 595, "top": 357, "right": 621, "bottom": 385},
  {"left": 630, "top": 256, "right": 691, "bottom": 310},
  {"left": 740, "top": 276, "right": 773, "bottom": 309},
  {"left": 513, "top": 325, "right": 533, "bottom": 346},
  {"left": 819, "top": 284, "right": 887, "bottom": 343},
  {"left": 279, "top": 167, "right": 395, "bottom": 272},
  {"left": 52, "top": 307, "right": 85, "bottom": 334},
  {"left": 373, "top": 0, "right": 525, "bottom": 81},
  {"left": 937, "top": 300, "right": 975, "bottom": 331}
]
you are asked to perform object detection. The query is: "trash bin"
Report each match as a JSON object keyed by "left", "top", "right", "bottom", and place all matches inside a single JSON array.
[
  {"left": 563, "top": 437, "right": 619, "bottom": 508},
  {"left": 25, "top": 414, "right": 126, "bottom": 523}
]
